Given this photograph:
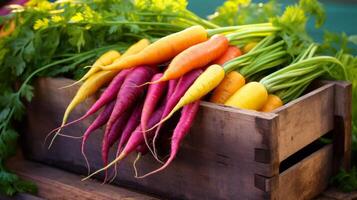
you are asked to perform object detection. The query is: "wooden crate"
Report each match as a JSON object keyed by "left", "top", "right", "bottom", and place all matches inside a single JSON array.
[{"left": 21, "top": 78, "right": 352, "bottom": 200}]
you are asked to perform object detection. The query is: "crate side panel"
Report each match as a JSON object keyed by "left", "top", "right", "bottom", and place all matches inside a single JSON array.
[
  {"left": 22, "top": 78, "right": 274, "bottom": 200},
  {"left": 278, "top": 144, "right": 333, "bottom": 200},
  {"left": 276, "top": 84, "right": 335, "bottom": 161}
]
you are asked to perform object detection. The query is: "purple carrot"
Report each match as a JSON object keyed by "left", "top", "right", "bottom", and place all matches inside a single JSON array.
[
  {"left": 81, "top": 100, "right": 115, "bottom": 174},
  {"left": 116, "top": 102, "right": 144, "bottom": 157},
  {"left": 102, "top": 109, "right": 131, "bottom": 181},
  {"left": 104, "top": 66, "right": 155, "bottom": 145},
  {"left": 141, "top": 73, "right": 167, "bottom": 132},
  {"left": 46, "top": 69, "right": 132, "bottom": 136},
  {"left": 165, "top": 79, "right": 178, "bottom": 101},
  {"left": 138, "top": 101, "right": 200, "bottom": 178},
  {"left": 82, "top": 105, "right": 165, "bottom": 181},
  {"left": 152, "top": 69, "right": 202, "bottom": 158},
  {"left": 141, "top": 73, "right": 168, "bottom": 154},
  {"left": 109, "top": 101, "right": 144, "bottom": 182}
]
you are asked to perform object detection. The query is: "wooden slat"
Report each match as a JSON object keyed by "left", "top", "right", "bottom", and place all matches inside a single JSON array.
[
  {"left": 275, "top": 83, "right": 335, "bottom": 161},
  {"left": 7, "top": 157, "right": 157, "bottom": 200},
  {"left": 278, "top": 144, "right": 333, "bottom": 200},
  {"left": 333, "top": 82, "right": 352, "bottom": 172}
]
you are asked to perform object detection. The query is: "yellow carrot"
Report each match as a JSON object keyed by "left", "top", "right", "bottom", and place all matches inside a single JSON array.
[
  {"left": 210, "top": 71, "right": 245, "bottom": 104},
  {"left": 120, "top": 39, "right": 151, "bottom": 58},
  {"left": 260, "top": 94, "right": 283, "bottom": 112},
  {"left": 147, "top": 64, "right": 225, "bottom": 132},
  {"left": 101, "top": 39, "right": 151, "bottom": 72},
  {"left": 48, "top": 70, "right": 117, "bottom": 148},
  {"left": 82, "top": 50, "right": 120, "bottom": 81},
  {"left": 225, "top": 82, "right": 268, "bottom": 110},
  {"left": 62, "top": 50, "right": 121, "bottom": 88}
]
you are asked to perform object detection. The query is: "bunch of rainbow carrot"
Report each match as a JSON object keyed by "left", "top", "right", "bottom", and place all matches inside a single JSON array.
[{"left": 46, "top": 5, "right": 346, "bottom": 181}]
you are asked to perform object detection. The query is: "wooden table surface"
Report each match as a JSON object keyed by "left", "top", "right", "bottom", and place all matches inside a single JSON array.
[
  {"left": 6, "top": 156, "right": 158, "bottom": 200},
  {"left": 4, "top": 156, "right": 355, "bottom": 200}
]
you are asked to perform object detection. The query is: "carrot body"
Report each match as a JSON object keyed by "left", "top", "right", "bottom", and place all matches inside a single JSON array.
[
  {"left": 225, "top": 82, "right": 268, "bottom": 110},
  {"left": 47, "top": 69, "right": 132, "bottom": 137},
  {"left": 213, "top": 46, "right": 242, "bottom": 65},
  {"left": 152, "top": 69, "right": 202, "bottom": 157},
  {"left": 120, "top": 105, "right": 165, "bottom": 161},
  {"left": 120, "top": 39, "right": 151, "bottom": 58},
  {"left": 150, "top": 65, "right": 224, "bottom": 132},
  {"left": 260, "top": 94, "right": 283, "bottom": 112},
  {"left": 48, "top": 70, "right": 117, "bottom": 148},
  {"left": 116, "top": 102, "right": 143, "bottom": 156},
  {"left": 102, "top": 109, "right": 130, "bottom": 170},
  {"left": 210, "top": 71, "right": 245, "bottom": 104},
  {"left": 157, "top": 34, "right": 229, "bottom": 82},
  {"left": 81, "top": 100, "right": 115, "bottom": 174},
  {"left": 138, "top": 101, "right": 200, "bottom": 178},
  {"left": 105, "top": 66, "right": 155, "bottom": 142},
  {"left": 81, "top": 50, "right": 121, "bottom": 82},
  {"left": 141, "top": 73, "right": 167, "bottom": 132},
  {"left": 102, "top": 25, "right": 208, "bottom": 71},
  {"left": 166, "top": 79, "right": 178, "bottom": 101},
  {"left": 82, "top": 106, "right": 165, "bottom": 181}
]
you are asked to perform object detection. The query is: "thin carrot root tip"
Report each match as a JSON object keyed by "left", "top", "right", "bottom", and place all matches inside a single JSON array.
[
  {"left": 133, "top": 153, "right": 141, "bottom": 178},
  {"left": 58, "top": 81, "right": 81, "bottom": 89},
  {"left": 81, "top": 153, "right": 126, "bottom": 181},
  {"left": 136, "top": 80, "right": 160, "bottom": 88},
  {"left": 47, "top": 128, "right": 63, "bottom": 149},
  {"left": 82, "top": 148, "right": 91, "bottom": 175},
  {"left": 152, "top": 133, "right": 164, "bottom": 164},
  {"left": 109, "top": 164, "right": 118, "bottom": 183}
]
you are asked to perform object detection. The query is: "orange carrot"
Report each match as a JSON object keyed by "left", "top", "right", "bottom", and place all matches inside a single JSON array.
[
  {"left": 102, "top": 25, "right": 208, "bottom": 71},
  {"left": 260, "top": 94, "right": 283, "bottom": 112},
  {"left": 154, "top": 34, "right": 229, "bottom": 82},
  {"left": 213, "top": 46, "right": 242, "bottom": 66},
  {"left": 210, "top": 71, "right": 245, "bottom": 104},
  {"left": 209, "top": 46, "right": 244, "bottom": 104}
]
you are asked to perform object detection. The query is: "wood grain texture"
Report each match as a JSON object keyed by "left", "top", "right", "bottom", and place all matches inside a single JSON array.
[
  {"left": 7, "top": 157, "right": 157, "bottom": 200},
  {"left": 275, "top": 83, "right": 335, "bottom": 162},
  {"left": 278, "top": 144, "right": 333, "bottom": 200},
  {"left": 332, "top": 82, "right": 352, "bottom": 172}
]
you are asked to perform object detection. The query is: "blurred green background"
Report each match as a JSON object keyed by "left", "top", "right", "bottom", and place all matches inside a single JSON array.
[{"left": 188, "top": 0, "right": 357, "bottom": 40}]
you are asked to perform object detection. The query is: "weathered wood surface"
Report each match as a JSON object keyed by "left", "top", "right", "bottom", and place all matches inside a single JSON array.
[
  {"left": 278, "top": 144, "right": 333, "bottom": 200},
  {"left": 275, "top": 83, "right": 335, "bottom": 162},
  {"left": 21, "top": 78, "right": 352, "bottom": 200},
  {"left": 332, "top": 82, "right": 352, "bottom": 172},
  {"left": 7, "top": 156, "right": 157, "bottom": 200}
]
